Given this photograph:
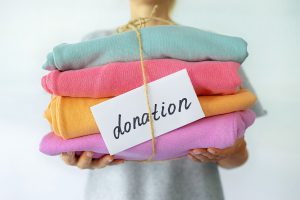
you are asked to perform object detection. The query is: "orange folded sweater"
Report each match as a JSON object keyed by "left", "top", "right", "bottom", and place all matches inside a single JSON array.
[{"left": 45, "top": 89, "right": 256, "bottom": 139}]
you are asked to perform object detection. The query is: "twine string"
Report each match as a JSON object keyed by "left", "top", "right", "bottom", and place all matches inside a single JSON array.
[{"left": 117, "top": 5, "right": 175, "bottom": 161}]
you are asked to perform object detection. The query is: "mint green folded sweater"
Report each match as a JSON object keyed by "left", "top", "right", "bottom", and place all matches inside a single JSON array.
[{"left": 42, "top": 25, "right": 248, "bottom": 71}]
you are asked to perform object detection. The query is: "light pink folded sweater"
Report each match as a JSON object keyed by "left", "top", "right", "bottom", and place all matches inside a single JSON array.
[
  {"left": 39, "top": 110, "right": 255, "bottom": 161},
  {"left": 42, "top": 59, "right": 241, "bottom": 98}
]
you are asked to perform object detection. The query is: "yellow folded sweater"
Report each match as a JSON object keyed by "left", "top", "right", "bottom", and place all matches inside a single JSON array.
[{"left": 45, "top": 89, "right": 256, "bottom": 139}]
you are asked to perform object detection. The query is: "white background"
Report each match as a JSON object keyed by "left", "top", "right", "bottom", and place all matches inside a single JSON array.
[{"left": 0, "top": 0, "right": 299, "bottom": 199}]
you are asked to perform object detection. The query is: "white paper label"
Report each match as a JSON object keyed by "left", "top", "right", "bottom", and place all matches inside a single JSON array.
[{"left": 91, "top": 69, "right": 204, "bottom": 155}]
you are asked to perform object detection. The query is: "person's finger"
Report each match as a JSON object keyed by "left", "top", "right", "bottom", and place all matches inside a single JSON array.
[
  {"left": 190, "top": 148, "right": 225, "bottom": 160},
  {"left": 191, "top": 150, "right": 217, "bottom": 159},
  {"left": 188, "top": 153, "right": 212, "bottom": 163},
  {"left": 196, "top": 153, "right": 221, "bottom": 160},
  {"left": 188, "top": 154, "right": 201, "bottom": 162},
  {"left": 61, "top": 152, "right": 77, "bottom": 166},
  {"left": 190, "top": 148, "right": 207, "bottom": 155},
  {"left": 92, "top": 155, "right": 114, "bottom": 169},
  {"left": 76, "top": 151, "right": 94, "bottom": 169},
  {"left": 190, "top": 149, "right": 213, "bottom": 158},
  {"left": 109, "top": 159, "right": 125, "bottom": 166},
  {"left": 192, "top": 153, "right": 218, "bottom": 162},
  {"left": 207, "top": 147, "right": 233, "bottom": 157}
]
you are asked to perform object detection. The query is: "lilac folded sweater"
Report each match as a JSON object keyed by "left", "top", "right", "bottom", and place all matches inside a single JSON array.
[{"left": 40, "top": 110, "right": 255, "bottom": 161}]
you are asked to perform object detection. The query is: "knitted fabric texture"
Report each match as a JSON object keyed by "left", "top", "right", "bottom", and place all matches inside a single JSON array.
[
  {"left": 44, "top": 89, "right": 256, "bottom": 139},
  {"left": 40, "top": 110, "right": 256, "bottom": 161},
  {"left": 42, "top": 59, "right": 241, "bottom": 98},
  {"left": 42, "top": 25, "right": 248, "bottom": 71}
]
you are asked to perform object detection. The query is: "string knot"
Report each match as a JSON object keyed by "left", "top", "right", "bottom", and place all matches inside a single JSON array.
[{"left": 117, "top": 5, "right": 175, "bottom": 33}]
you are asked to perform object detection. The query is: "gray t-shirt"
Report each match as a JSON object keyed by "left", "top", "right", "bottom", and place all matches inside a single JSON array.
[
  {"left": 82, "top": 29, "right": 265, "bottom": 200},
  {"left": 85, "top": 159, "right": 224, "bottom": 200}
]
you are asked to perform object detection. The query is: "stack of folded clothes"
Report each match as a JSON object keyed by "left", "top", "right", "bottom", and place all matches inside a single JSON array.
[{"left": 39, "top": 25, "right": 257, "bottom": 161}]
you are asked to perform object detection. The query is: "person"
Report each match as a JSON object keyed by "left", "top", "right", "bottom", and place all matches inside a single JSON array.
[{"left": 61, "top": 0, "right": 265, "bottom": 199}]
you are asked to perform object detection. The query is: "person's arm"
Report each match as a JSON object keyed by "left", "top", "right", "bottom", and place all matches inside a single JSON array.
[
  {"left": 188, "top": 137, "right": 248, "bottom": 169},
  {"left": 61, "top": 152, "right": 124, "bottom": 169}
]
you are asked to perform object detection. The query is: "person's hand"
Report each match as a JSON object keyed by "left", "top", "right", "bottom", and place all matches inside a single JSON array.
[
  {"left": 188, "top": 137, "right": 248, "bottom": 169},
  {"left": 61, "top": 151, "right": 124, "bottom": 169}
]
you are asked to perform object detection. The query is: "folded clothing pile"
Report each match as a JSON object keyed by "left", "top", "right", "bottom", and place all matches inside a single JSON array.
[{"left": 40, "top": 25, "right": 256, "bottom": 161}]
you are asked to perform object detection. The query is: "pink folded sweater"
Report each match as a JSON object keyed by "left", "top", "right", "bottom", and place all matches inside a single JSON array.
[
  {"left": 42, "top": 59, "right": 241, "bottom": 98},
  {"left": 39, "top": 110, "right": 255, "bottom": 161}
]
